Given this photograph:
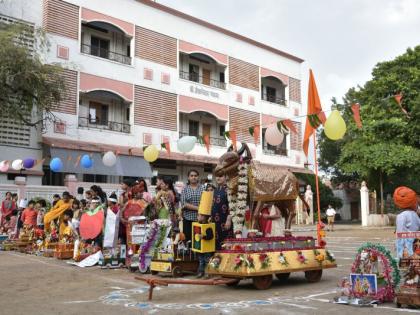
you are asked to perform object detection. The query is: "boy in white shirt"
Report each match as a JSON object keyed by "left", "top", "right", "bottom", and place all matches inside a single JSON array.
[{"left": 326, "top": 205, "right": 336, "bottom": 232}]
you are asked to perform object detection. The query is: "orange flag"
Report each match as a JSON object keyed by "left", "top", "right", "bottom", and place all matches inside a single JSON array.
[
  {"left": 253, "top": 125, "right": 260, "bottom": 145},
  {"left": 394, "top": 93, "right": 409, "bottom": 117},
  {"left": 351, "top": 103, "right": 362, "bottom": 129},
  {"left": 164, "top": 141, "right": 171, "bottom": 155},
  {"left": 203, "top": 135, "right": 210, "bottom": 153},
  {"left": 303, "top": 69, "right": 324, "bottom": 156},
  {"left": 230, "top": 131, "right": 237, "bottom": 151},
  {"left": 282, "top": 119, "right": 297, "bottom": 134}
]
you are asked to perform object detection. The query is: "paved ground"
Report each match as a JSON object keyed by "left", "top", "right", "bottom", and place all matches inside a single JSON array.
[{"left": 1, "top": 226, "right": 418, "bottom": 315}]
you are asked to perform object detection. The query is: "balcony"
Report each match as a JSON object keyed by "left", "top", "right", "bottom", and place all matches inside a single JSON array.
[
  {"left": 179, "top": 70, "right": 226, "bottom": 90},
  {"left": 179, "top": 131, "right": 226, "bottom": 147},
  {"left": 261, "top": 93, "right": 287, "bottom": 106},
  {"left": 78, "top": 117, "right": 130, "bottom": 133},
  {"left": 81, "top": 43, "right": 131, "bottom": 65}
]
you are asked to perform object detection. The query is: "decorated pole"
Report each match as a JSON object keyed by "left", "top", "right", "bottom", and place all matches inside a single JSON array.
[{"left": 312, "top": 132, "right": 322, "bottom": 244}]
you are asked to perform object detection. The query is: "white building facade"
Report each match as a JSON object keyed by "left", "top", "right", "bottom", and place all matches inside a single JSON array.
[{"left": 0, "top": 0, "right": 309, "bottom": 186}]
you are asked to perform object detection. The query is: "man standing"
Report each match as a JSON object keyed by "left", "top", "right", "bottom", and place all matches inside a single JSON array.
[
  {"left": 326, "top": 204, "right": 336, "bottom": 232},
  {"left": 181, "top": 170, "right": 204, "bottom": 243},
  {"left": 394, "top": 186, "right": 419, "bottom": 258}
]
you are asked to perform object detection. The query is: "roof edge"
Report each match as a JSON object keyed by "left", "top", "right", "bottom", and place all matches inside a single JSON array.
[{"left": 136, "top": 0, "right": 304, "bottom": 63}]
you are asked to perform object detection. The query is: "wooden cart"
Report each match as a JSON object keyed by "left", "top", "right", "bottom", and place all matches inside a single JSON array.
[
  {"left": 150, "top": 245, "right": 198, "bottom": 277},
  {"left": 206, "top": 236, "right": 336, "bottom": 289}
]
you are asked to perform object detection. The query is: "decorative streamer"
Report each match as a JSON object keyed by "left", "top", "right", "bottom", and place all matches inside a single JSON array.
[
  {"left": 394, "top": 93, "right": 409, "bottom": 118},
  {"left": 351, "top": 103, "right": 362, "bottom": 129},
  {"left": 203, "top": 134, "right": 210, "bottom": 153},
  {"left": 161, "top": 141, "right": 171, "bottom": 155},
  {"left": 74, "top": 155, "right": 81, "bottom": 167},
  {"left": 282, "top": 119, "right": 297, "bottom": 134}
]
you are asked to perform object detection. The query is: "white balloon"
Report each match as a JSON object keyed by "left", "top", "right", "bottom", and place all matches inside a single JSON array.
[
  {"left": 177, "top": 136, "right": 197, "bottom": 153},
  {"left": 11, "top": 159, "right": 23, "bottom": 170},
  {"left": 102, "top": 151, "right": 117, "bottom": 167},
  {"left": 265, "top": 124, "right": 284, "bottom": 146}
]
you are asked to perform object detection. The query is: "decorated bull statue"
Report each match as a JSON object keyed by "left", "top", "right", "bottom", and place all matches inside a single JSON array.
[{"left": 214, "top": 143, "right": 300, "bottom": 236}]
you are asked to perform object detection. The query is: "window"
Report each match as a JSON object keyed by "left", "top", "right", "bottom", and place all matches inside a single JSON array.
[
  {"left": 219, "top": 72, "right": 225, "bottom": 83},
  {"left": 91, "top": 36, "right": 109, "bottom": 59},
  {"left": 89, "top": 101, "right": 108, "bottom": 125},
  {"left": 126, "top": 107, "right": 130, "bottom": 121},
  {"left": 266, "top": 86, "right": 276, "bottom": 103},
  {"left": 189, "top": 64, "right": 199, "bottom": 82},
  {"left": 219, "top": 125, "right": 225, "bottom": 137},
  {"left": 262, "top": 128, "right": 287, "bottom": 156},
  {"left": 188, "top": 120, "right": 199, "bottom": 137},
  {"left": 126, "top": 45, "right": 130, "bottom": 57},
  {"left": 83, "top": 174, "right": 107, "bottom": 183}
]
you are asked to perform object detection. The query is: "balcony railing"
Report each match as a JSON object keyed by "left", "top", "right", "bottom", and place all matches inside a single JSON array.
[
  {"left": 263, "top": 144, "right": 288, "bottom": 156},
  {"left": 78, "top": 116, "right": 130, "bottom": 133},
  {"left": 179, "top": 132, "right": 227, "bottom": 147},
  {"left": 81, "top": 44, "right": 132, "bottom": 65},
  {"left": 179, "top": 70, "right": 226, "bottom": 90},
  {"left": 261, "top": 93, "right": 287, "bottom": 106}
]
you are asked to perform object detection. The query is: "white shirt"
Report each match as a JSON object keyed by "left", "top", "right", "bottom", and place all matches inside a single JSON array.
[{"left": 326, "top": 208, "right": 336, "bottom": 217}]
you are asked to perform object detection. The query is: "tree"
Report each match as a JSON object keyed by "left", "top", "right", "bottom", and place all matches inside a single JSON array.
[
  {"left": 0, "top": 23, "right": 66, "bottom": 127},
  {"left": 319, "top": 46, "right": 420, "bottom": 213}
]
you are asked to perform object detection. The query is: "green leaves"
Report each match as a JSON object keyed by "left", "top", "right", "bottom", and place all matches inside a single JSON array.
[
  {"left": 0, "top": 23, "right": 66, "bottom": 127},
  {"left": 318, "top": 46, "right": 420, "bottom": 193}
]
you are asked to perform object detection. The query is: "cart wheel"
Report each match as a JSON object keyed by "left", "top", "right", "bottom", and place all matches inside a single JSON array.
[
  {"left": 275, "top": 272, "right": 290, "bottom": 282},
  {"left": 396, "top": 302, "right": 401, "bottom": 308},
  {"left": 151, "top": 270, "right": 159, "bottom": 275},
  {"left": 252, "top": 275, "right": 273, "bottom": 290},
  {"left": 305, "top": 269, "right": 322, "bottom": 283},
  {"left": 172, "top": 266, "right": 183, "bottom": 277},
  {"left": 225, "top": 279, "right": 240, "bottom": 287},
  {"left": 129, "top": 266, "right": 137, "bottom": 273}
]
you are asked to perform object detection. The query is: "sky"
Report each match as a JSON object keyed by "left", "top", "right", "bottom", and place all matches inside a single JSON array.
[{"left": 158, "top": 0, "right": 420, "bottom": 169}]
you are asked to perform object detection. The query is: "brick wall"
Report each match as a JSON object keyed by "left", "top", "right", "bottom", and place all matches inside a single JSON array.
[
  {"left": 135, "top": 26, "right": 177, "bottom": 68},
  {"left": 43, "top": 0, "right": 79, "bottom": 40},
  {"left": 228, "top": 57, "right": 259, "bottom": 91},
  {"left": 229, "top": 107, "right": 260, "bottom": 143},
  {"left": 134, "top": 86, "right": 177, "bottom": 131},
  {"left": 51, "top": 69, "right": 78, "bottom": 115},
  {"left": 290, "top": 121, "right": 302, "bottom": 151},
  {"left": 289, "top": 77, "right": 301, "bottom": 103}
]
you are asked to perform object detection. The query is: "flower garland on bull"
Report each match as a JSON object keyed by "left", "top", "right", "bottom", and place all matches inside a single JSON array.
[{"left": 227, "top": 160, "right": 248, "bottom": 237}]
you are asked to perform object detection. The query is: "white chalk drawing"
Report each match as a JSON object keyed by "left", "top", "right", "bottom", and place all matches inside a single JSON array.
[{"left": 98, "top": 286, "right": 319, "bottom": 311}]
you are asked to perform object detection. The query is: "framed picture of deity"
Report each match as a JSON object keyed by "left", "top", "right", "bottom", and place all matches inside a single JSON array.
[{"left": 350, "top": 273, "right": 377, "bottom": 295}]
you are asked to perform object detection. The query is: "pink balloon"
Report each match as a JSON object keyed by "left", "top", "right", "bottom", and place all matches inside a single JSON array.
[{"left": 0, "top": 161, "right": 9, "bottom": 172}]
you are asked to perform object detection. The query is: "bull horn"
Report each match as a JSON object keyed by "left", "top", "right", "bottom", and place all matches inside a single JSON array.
[{"left": 237, "top": 143, "right": 253, "bottom": 161}]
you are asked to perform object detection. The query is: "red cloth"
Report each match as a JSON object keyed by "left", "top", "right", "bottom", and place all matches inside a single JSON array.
[
  {"left": 21, "top": 208, "right": 38, "bottom": 226},
  {"left": 258, "top": 207, "right": 272, "bottom": 237},
  {"left": 1, "top": 200, "right": 16, "bottom": 217},
  {"left": 393, "top": 186, "right": 417, "bottom": 210},
  {"left": 123, "top": 200, "right": 146, "bottom": 221},
  {"left": 110, "top": 204, "right": 119, "bottom": 215}
]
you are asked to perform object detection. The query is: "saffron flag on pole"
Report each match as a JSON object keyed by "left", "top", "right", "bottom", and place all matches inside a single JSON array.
[
  {"left": 303, "top": 69, "right": 325, "bottom": 156},
  {"left": 351, "top": 103, "right": 362, "bottom": 129}
]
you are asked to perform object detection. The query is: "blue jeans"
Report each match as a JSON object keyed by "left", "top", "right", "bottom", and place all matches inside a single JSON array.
[{"left": 198, "top": 253, "right": 212, "bottom": 273}]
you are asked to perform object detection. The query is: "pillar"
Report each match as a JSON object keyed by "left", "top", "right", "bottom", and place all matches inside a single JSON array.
[
  {"left": 304, "top": 185, "right": 314, "bottom": 225},
  {"left": 360, "top": 181, "right": 369, "bottom": 227},
  {"left": 64, "top": 174, "right": 78, "bottom": 196},
  {"left": 14, "top": 176, "right": 27, "bottom": 206}
]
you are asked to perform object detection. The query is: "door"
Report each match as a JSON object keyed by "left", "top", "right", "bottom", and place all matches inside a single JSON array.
[
  {"left": 351, "top": 202, "right": 359, "bottom": 220},
  {"left": 202, "top": 69, "right": 211, "bottom": 86},
  {"left": 202, "top": 123, "right": 211, "bottom": 139}
]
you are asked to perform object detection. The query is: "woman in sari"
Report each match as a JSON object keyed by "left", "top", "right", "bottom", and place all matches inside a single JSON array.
[
  {"left": 1, "top": 192, "right": 16, "bottom": 228},
  {"left": 120, "top": 180, "right": 151, "bottom": 241}
]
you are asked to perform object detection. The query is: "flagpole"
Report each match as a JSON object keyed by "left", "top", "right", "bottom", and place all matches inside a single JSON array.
[{"left": 312, "top": 132, "right": 322, "bottom": 245}]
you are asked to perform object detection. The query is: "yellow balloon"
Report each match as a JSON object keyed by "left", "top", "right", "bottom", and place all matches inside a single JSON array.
[
  {"left": 324, "top": 110, "right": 347, "bottom": 140},
  {"left": 144, "top": 145, "right": 159, "bottom": 162}
]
